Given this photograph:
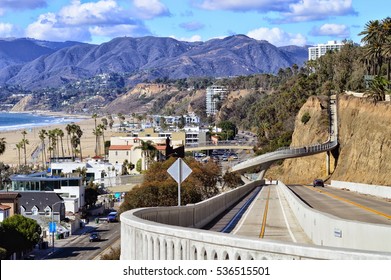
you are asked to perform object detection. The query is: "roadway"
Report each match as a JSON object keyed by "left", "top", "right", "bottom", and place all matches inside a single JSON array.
[
  {"left": 209, "top": 182, "right": 391, "bottom": 246},
  {"left": 44, "top": 221, "right": 120, "bottom": 260}
]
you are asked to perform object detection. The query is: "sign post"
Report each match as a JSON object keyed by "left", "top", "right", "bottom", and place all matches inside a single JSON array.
[{"left": 167, "top": 158, "right": 192, "bottom": 206}]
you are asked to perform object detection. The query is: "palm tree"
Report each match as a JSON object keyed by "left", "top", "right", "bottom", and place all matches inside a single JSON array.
[
  {"left": 57, "top": 129, "right": 65, "bottom": 158},
  {"left": 15, "top": 142, "right": 22, "bottom": 167},
  {"left": 0, "top": 137, "right": 6, "bottom": 156},
  {"left": 92, "top": 113, "right": 98, "bottom": 156},
  {"left": 359, "top": 20, "right": 385, "bottom": 76},
  {"left": 47, "top": 129, "right": 57, "bottom": 160},
  {"left": 117, "top": 113, "right": 125, "bottom": 130},
  {"left": 107, "top": 115, "right": 114, "bottom": 129},
  {"left": 21, "top": 130, "right": 29, "bottom": 165},
  {"left": 75, "top": 125, "right": 83, "bottom": 160},
  {"left": 38, "top": 129, "right": 47, "bottom": 167},
  {"left": 97, "top": 123, "right": 107, "bottom": 156},
  {"left": 136, "top": 140, "right": 157, "bottom": 171},
  {"left": 364, "top": 76, "right": 390, "bottom": 102},
  {"left": 65, "top": 123, "right": 73, "bottom": 156}
]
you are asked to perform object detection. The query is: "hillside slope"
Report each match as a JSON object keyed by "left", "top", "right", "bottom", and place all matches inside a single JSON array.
[
  {"left": 267, "top": 95, "right": 391, "bottom": 186},
  {"left": 0, "top": 35, "right": 308, "bottom": 90}
]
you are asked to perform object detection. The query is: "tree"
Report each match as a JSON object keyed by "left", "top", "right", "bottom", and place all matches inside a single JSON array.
[
  {"left": 0, "top": 137, "right": 6, "bottom": 156},
  {"left": 136, "top": 140, "right": 157, "bottom": 171},
  {"left": 221, "top": 171, "right": 243, "bottom": 190},
  {"left": 92, "top": 113, "right": 99, "bottom": 156},
  {"left": 85, "top": 182, "right": 99, "bottom": 208},
  {"left": 15, "top": 142, "right": 22, "bottom": 167},
  {"left": 57, "top": 129, "right": 65, "bottom": 158},
  {"left": 0, "top": 215, "right": 41, "bottom": 258},
  {"left": 365, "top": 75, "right": 391, "bottom": 102},
  {"left": 38, "top": 129, "right": 47, "bottom": 168},
  {"left": 0, "top": 162, "right": 11, "bottom": 191},
  {"left": 21, "top": 130, "right": 29, "bottom": 165}
]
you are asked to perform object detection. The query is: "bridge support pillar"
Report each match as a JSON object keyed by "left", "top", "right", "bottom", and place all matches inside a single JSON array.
[
  {"left": 257, "top": 170, "right": 266, "bottom": 181},
  {"left": 326, "top": 151, "right": 336, "bottom": 176}
]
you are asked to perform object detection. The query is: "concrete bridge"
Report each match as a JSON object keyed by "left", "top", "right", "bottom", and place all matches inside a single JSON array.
[
  {"left": 120, "top": 96, "right": 391, "bottom": 260},
  {"left": 120, "top": 179, "right": 391, "bottom": 260},
  {"left": 184, "top": 140, "right": 255, "bottom": 152}
]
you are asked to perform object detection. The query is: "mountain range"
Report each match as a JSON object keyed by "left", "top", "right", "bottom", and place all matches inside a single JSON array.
[{"left": 0, "top": 35, "right": 309, "bottom": 90}]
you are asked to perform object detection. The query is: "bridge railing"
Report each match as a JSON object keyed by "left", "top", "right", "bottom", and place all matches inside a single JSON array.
[
  {"left": 232, "top": 140, "right": 338, "bottom": 172},
  {"left": 185, "top": 140, "right": 255, "bottom": 148}
]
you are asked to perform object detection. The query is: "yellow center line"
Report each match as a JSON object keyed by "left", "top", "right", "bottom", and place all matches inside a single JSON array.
[
  {"left": 259, "top": 187, "right": 271, "bottom": 238},
  {"left": 304, "top": 185, "right": 391, "bottom": 220}
]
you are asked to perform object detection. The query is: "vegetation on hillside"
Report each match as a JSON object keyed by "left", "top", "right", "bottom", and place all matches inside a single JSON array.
[{"left": 0, "top": 215, "right": 42, "bottom": 259}]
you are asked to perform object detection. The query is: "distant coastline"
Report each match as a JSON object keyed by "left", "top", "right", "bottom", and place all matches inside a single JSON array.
[{"left": 0, "top": 111, "right": 87, "bottom": 132}]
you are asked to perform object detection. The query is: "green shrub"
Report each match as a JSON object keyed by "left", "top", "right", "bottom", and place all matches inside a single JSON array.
[{"left": 301, "top": 112, "right": 311, "bottom": 124}]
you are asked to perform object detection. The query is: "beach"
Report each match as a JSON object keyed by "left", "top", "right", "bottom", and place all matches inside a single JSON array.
[{"left": 0, "top": 114, "right": 118, "bottom": 167}]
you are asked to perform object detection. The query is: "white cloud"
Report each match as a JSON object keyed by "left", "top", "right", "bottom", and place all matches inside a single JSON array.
[
  {"left": 278, "top": 0, "right": 357, "bottom": 22},
  {"left": 247, "top": 27, "right": 307, "bottom": 46},
  {"left": 170, "top": 35, "right": 203, "bottom": 42},
  {"left": 90, "top": 24, "right": 150, "bottom": 38},
  {"left": 195, "top": 0, "right": 295, "bottom": 12},
  {"left": 58, "top": 0, "right": 130, "bottom": 26},
  {"left": 0, "top": 0, "right": 47, "bottom": 10},
  {"left": 25, "top": 13, "right": 92, "bottom": 42},
  {"left": 133, "top": 0, "right": 170, "bottom": 19},
  {"left": 310, "top": 23, "right": 350, "bottom": 37},
  {"left": 24, "top": 1, "right": 159, "bottom": 42},
  {"left": 0, "top": 22, "right": 20, "bottom": 37}
]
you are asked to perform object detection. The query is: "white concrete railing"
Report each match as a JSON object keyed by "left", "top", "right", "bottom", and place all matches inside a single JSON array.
[
  {"left": 120, "top": 181, "right": 391, "bottom": 260},
  {"left": 331, "top": 180, "right": 391, "bottom": 199},
  {"left": 278, "top": 181, "right": 391, "bottom": 254}
]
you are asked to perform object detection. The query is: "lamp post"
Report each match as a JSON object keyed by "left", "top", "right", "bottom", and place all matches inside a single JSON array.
[{"left": 50, "top": 201, "right": 64, "bottom": 253}]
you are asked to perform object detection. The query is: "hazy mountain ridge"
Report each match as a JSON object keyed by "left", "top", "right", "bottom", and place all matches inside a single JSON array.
[{"left": 0, "top": 35, "right": 309, "bottom": 90}]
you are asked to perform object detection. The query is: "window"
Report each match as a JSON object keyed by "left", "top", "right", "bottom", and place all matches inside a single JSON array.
[
  {"left": 31, "top": 206, "right": 39, "bottom": 216},
  {"left": 44, "top": 206, "right": 51, "bottom": 216}
]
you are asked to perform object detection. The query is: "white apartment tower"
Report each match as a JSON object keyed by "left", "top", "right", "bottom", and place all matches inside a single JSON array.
[
  {"left": 206, "top": 85, "right": 228, "bottom": 116},
  {"left": 308, "top": 41, "right": 344, "bottom": 60}
]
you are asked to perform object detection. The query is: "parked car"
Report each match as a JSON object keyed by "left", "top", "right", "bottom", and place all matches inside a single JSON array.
[
  {"left": 313, "top": 179, "right": 325, "bottom": 187},
  {"left": 107, "top": 211, "right": 118, "bottom": 223},
  {"left": 89, "top": 232, "right": 101, "bottom": 242}
]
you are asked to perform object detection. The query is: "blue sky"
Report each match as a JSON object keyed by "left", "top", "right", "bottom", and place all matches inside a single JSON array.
[{"left": 0, "top": 0, "right": 388, "bottom": 46}]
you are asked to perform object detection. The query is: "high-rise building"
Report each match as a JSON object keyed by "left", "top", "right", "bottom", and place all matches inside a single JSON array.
[
  {"left": 308, "top": 41, "right": 344, "bottom": 60},
  {"left": 206, "top": 85, "right": 228, "bottom": 116}
]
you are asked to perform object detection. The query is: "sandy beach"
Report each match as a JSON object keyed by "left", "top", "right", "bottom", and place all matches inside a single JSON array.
[{"left": 0, "top": 114, "right": 119, "bottom": 167}]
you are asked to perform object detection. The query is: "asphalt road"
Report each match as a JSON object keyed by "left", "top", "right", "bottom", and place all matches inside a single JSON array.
[
  {"left": 46, "top": 221, "right": 121, "bottom": 260},
  {"left": 288, "top": 184, "right": 391, "bottom": 225}
]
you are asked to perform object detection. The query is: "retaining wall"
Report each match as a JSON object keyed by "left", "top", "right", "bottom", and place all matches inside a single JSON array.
[
  {"left": 279, "top": 181, "right": 391, "bottom": 253},
  {"left": 331, "top": 180, "right": 391, "bottom": 199},
  {"left": 121, "top": 180, "right": 391, "bottom": 260}
]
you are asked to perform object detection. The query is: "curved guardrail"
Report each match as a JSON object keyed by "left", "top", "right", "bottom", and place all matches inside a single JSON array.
[
  {"left": 232, "top": 96, "right": 339, "bottom": 173},
  {"left": 231, "top": 140, "right": 338, "bottom": 173},
  {"left": 184, "top": 140, "right": 255, "bottom": 151}
]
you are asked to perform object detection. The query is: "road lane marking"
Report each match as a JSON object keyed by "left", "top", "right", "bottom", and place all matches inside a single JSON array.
[
  {"left": 276, "top": 185, "right": 297, "bottom": 243},
  {"left": 259, "top": 187, "right": 271, "bottom": 238},
  {"left": 304, "top": 185, "right": 391, "bottom": 220},
  {"left": 232, "top": 187, "right": 264, "bottom": 235}
]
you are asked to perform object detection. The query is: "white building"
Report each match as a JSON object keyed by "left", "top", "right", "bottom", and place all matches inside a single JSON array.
[
  {"left": 206, "top": 85, "right": 228, "bottom": 116},
  {"left": 50, "top": 158, "right": 118, "bottom": 185},
  {"left": 308, "top": 41, "right": 344, "bottom": 60}
]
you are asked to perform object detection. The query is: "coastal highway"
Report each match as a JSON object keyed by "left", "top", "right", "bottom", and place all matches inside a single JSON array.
[{"left": 208, "top": 183, "right": 391, "bottom": 245}]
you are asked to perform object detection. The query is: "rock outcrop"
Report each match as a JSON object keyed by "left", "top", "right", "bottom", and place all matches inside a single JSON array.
[{"left": 267, "top": 95, "right": 391, "bottom": 186}]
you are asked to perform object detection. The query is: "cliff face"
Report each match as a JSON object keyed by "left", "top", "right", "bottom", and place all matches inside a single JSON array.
[{"left": 267, "top": 95, "right": 391, "bottom": 186}]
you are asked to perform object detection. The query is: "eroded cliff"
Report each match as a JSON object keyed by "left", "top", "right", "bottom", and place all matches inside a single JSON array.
[{"left": 267, "top": 95, "right": 391, "bottom": 186}]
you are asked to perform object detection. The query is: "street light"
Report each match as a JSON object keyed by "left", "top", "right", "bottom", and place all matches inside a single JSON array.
[{"left": 50, "top": 200, "right": 64, "bottom": 253}]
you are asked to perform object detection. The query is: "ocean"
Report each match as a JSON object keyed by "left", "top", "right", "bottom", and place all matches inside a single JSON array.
[{"left": 0, "top": 112, "right": 82, "bottom": 132}]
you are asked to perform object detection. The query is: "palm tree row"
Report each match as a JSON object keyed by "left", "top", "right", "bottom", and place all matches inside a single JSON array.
[{"left": 359, "top": 17, "right": 391, "bottom": 81}]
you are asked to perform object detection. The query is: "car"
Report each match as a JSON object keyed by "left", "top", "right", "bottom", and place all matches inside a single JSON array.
[
  {"left": 107, "top": 211, "right": 118, "bottom": 223},
  {"left": 89, "top": 232, "right": 101, "bottom": 242},
  {"left": 313, "top": 179, "right": 325, "bottom": 187}
]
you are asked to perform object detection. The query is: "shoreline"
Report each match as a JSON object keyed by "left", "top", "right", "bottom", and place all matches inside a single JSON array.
[{"left": 0, "top": 112, "right": 117, "bottom": 167}]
